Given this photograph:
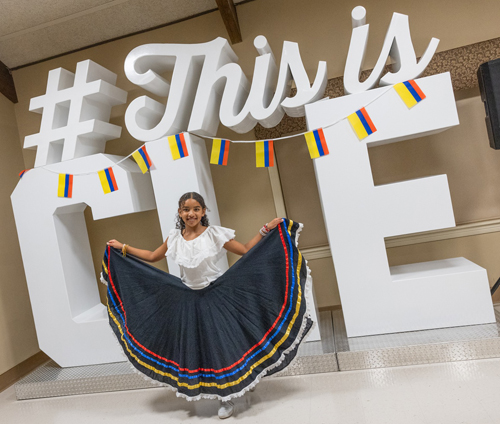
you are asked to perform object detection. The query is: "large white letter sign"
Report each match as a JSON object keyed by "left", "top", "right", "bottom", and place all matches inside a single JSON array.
[
  {"left": 124, "top": 36, "right": 325, "bottom": 342},
  {"left": 125, "top": 39, "right": 323, "bottom": 341},
  {"left": 11, "top": 61, "right": 159, "bottom": 367},
  {"left": 146, "top": 133, "right": 228, "bottom": 277},
  {"left": 124, "top": 36, "right": 327, "bottom": 139},
  {"left": 344, "top": 7, "right": 439, "bottom": 94},
  {"left": 141, "top": 133, "right": 321, "bottom": 342},
  {"left": 306, "top": 72, "right": 495, "bottom": 337},
  {"left": 11, "top": 155, "right": 156, "bottom": 366},
  {"left": 24, "top": 60, "right": 127, "bottom": 167}
]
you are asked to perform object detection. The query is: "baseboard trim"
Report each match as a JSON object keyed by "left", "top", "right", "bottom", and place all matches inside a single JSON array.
[
  {"left": 318, "top": 305, "right": 342, "bottom": 312},
  {"left": 0, "top": 351, "right": 50, "bottom": 393}
]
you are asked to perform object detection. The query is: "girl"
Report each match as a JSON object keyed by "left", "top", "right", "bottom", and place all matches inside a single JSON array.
[{"left": 103, "top": 192, "right": 313, "bottom": 419}]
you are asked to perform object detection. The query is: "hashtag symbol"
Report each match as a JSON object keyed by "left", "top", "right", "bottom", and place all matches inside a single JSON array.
[{"left": 24, "top": 60, "right": 128, "bottom": 167}]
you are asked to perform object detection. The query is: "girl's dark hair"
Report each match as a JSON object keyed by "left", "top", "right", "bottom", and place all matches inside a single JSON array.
[{"left": 175, "top": 192, "right": 210, "bottom": 230}]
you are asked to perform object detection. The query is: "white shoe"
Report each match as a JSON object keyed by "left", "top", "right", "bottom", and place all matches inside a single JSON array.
[{"left": 218, "top": 400, "right": 234, "bottom": 419}]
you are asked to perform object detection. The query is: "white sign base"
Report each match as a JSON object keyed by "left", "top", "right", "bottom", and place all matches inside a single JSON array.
[{"left": 386, "top": 258, "right": 492, "bottom": 333}]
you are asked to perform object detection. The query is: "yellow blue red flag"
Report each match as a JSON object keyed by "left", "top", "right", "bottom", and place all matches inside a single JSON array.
[
  {"left": 167, "top": 133, "right": 189, "bottom": 160},
  {"left": 394, "top": 80, "right": 426, "bottom": 109},
  {"left": 304, "top": 128, "right": 329, "bottom": 159},
  {"left": 256, "top": 140, "right": 274, "bottom": 167},
  {"left": 347, "top": 107, "right": 377, "bottom": 140},
  {"left": 132, "top": 145, "right": 152, "bottom": 174},
  {"left": 98, "top": 167, "right": 118, "bottom": 194},
  {"left": 210, "top": 139, "right": 230, "bottom": 166},
  {"left": 58, "top": 174, "right": 73, "bottom": 198}
]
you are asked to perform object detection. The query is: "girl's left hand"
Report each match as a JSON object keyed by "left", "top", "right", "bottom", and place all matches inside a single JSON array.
[
  {"left": 107, "top": 239, "right": 124, "bottom": 249},
  {"left": 267, "top": 218, "right": 284, "bottom": 230}
]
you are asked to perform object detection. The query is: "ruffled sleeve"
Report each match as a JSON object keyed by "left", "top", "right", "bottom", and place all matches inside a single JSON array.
[
  {"left": 166, "top": 228, "right": 181, "bottom": 248},
  {"left": 166, "top": 226, "right": 235, "bottom": 269}
]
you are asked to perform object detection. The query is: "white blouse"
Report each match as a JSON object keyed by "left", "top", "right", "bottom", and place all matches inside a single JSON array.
[{"left": 166, "top": 225, "right": 236, "bottom": 290}]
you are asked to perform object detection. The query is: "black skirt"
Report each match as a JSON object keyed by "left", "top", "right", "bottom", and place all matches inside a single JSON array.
[{"left": 101, "top": 219, "right": 314, "bottom": 401}]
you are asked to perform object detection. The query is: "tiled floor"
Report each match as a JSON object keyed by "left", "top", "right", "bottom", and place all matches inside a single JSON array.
[
  {"left": 3, "top": 358, "right": 500, "bottom": 423},
  {"left": 335, "top": 309, "right": 500, "bottom": 352}
]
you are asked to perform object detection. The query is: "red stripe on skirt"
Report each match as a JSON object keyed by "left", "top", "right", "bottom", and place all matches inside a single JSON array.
[{"left": 107, "top": 223, "right": 294, "bottom": 374}]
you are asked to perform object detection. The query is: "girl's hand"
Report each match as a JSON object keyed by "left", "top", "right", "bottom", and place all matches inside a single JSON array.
[
  {"left": 107, "top": 239, "right": 123, "bottom": 249},
  {"left": 267, "top": 218, "right": 284, "bottom": 231}
]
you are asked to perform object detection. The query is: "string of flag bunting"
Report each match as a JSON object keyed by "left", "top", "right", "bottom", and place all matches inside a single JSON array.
[{"left": 18, "top": 79, "right": 426, "bottom": 198}]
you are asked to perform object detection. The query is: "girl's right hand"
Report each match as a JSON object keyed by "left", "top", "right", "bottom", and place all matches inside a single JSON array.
[
  {"left": 107, "top": 239, "right": 123, "bottom": 249},
  {"left": 266, "top": 218, "right": 284, "bottom": 230}
]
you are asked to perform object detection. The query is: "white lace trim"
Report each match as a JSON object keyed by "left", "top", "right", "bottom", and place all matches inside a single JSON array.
[
  {"left": 106, "top": 221, "right": 315, "bottom": 402},
  {"left": 166, "top": 226, "right": 236, "bottom": 269}
]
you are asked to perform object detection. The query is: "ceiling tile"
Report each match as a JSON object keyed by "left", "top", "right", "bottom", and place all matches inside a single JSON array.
[
  {"left": 0, "top": 0, "right": 248, "bottom": 68},
  {"left": 0, "top": 0, "right": 118, "bottom": 36}
]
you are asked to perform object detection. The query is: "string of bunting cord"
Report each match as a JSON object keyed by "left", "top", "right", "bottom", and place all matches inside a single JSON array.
[{"left": 19, "top": 80, "right": 426, "bottom": 198}]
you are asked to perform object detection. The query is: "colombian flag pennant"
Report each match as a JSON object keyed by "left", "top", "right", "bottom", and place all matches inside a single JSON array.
[
  {"left": 210, "top": 138, "right": 230, "bottom": 166},
  {"left": 347, "top": 107, "right": 377, "bottom": 140},
  {"left": 132, "top": 145, "right": 152, "bottom": 174},
  {"left": 168, "top": 133, "right": 189, "bottom": 160},
  {"left": 19, "top": 169, "right": 30, "bottom": 178},
  {"left": 58, "top": 174, "right": 73, "bottom": 198},
  {"left": 304, "top": 128, "right": 329, "bottom": 159},
  {"left": 98, "top": 167, "right": 118, "bottom": 194},
  {"left": 394, "top": 80, "right": 426, "bottom": 109},
  {"left": 256, "top": 140, "right": 274, "bottom": 167}
]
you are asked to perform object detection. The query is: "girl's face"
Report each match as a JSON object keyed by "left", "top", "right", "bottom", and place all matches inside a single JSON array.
[{"left": 179, "top": 199, "right": 206, "bottom": 229}]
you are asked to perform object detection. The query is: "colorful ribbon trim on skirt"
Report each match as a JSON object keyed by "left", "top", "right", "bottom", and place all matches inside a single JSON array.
[{"left": 102, "top": 219, "right": 312, "bottom": 400}]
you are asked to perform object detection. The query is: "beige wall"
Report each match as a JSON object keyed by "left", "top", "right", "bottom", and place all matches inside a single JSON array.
[
  {"left": 0, "top": 93, "right": 39, "bottom": 375},
  {"left": 3, "top": 0, "right": 500, "bottom": 373},
  {"left": 307, "top": 257, "right": 340, "bottom": 309}
]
